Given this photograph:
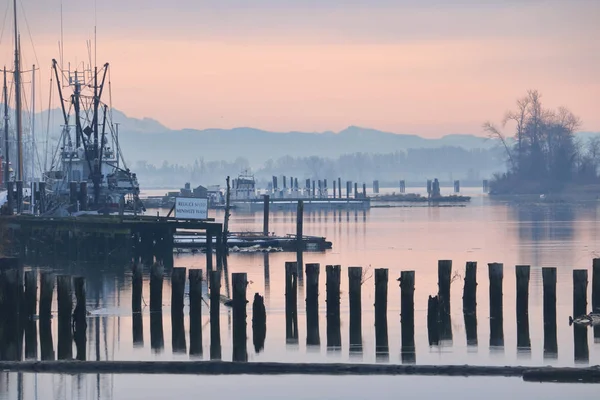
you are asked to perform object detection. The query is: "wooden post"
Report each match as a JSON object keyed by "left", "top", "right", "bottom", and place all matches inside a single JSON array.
[
  {"left": 210, "top": 270, "right": 221, "bottom": 360},
  {"left": 326, "top": 265, "right": 341, "bottom": 350},
  {"left": 263, "top": 195, "right": 270, "bottom": 236},
  {"left": 374, "top": 268, "right": 389, "bottom": 360},
  {"left": 150, "top": 309, "right": 164, "bottom": 353},
  {"left": 171, "top": 267, "right": 186, "bottom": 315},
  {"left": 252, "top": 293, "right": 267, "bottom": 353},
  {"left": 354, "top": 182, "right": 358, "bottom": 198},
  {"left": 24, "top": 270, "right": 37, "bottom": 319},
  {"left": 462, "top": 261, "right": 477, "bottom": 314},
  {"left": 79, "top": 181, "right": 88, "bottom": 211},
  {"left": 6, "top": 181, "right": 14, "bottom": 214},
  {"left": 348, "top": 266, "right": 362, "bottom": 354},
  {"left": 593, "top": 259, "right": 600, "bottom": 340},
  {"left": 38, "top": 181, "right": 46, "bottom": 213},
  {"left": 232, "top": 272, "right": 248, "bottom": 362},
  {"left": 285, "top": 262, "right": 298, "bottom": 344},
  {"left": 56, "top": 275, "right": 73, "bottom": 360},
  {"left": 39, "top": 272, "right": 54, "bottom": 320},
  {"left": 337, "top": 177, "right": 341, "bottom": 199},
  {"left": 296, "top": 200, "right": 304, "bottom": 251},
  {"left": 542, "top": 267, "right": 557, "bottom": 359},
  {"left": 69, "top": 181, "right": 78, "bottom": 209},
  {"left": 132, "top": 262, "right": 142, "bottom": 313},
  {"left": 150, "top": 262, "right": 164, "bottom": 312},
  {"left": 16, "top": 180, "right": 23, "bottom": 213},
  {"left": 515, "top": 265, "right": 531, "bottom": 352},
  {"left": 438, "top": 260, "right": 452, "bottom": 341},
  {"left": 305, "top": 263, "right": 320, "bottom": 347},
  {"left": 488, "top": 263, "right": 504, "bottom": 349},
  {"left": 573, "top": 269, "right": 588, "bottom": 318},
  {"left": 400, "top": 271, "right": 415, "bottom": 363},
  {"left": 216, "top": 226, "right": 224, "bottom": 270},
  {"left": 346, "top": 181, "right": 351, "bottom": 199},
  {"left": 206, "top": 228, "right": 213, "bottom": 273},
  {"left": 333, "top": 180, "right": 337, "bottom": 199},
  {"left": 427, "top": 295, "right": 440, "bottom": 345},
  {"left": 73, "top": 277, "right": 87, "bottom": 360},
  {"left": 189, "top": 269, "right": 203, "bottom": 356}
]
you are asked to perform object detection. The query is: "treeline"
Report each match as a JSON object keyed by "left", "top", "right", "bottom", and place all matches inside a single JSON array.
[
  {"left": 134, "top": 146, "right": 503, "bottom": 188},
  {"left": 486, "top": 90, "right": 600, "bottom": 194}
]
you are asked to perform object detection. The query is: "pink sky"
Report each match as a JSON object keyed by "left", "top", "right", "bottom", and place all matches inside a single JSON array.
[{"left": 3, "top": 0, "right": 600, "bottom": 137}]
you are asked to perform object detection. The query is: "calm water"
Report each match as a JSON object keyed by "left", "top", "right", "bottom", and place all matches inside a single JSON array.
[{"left": 4, "top": 186, "right": 600, "bottom": 398}]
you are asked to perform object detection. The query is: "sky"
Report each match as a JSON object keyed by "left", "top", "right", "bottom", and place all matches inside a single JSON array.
[{"left": 1, "top": 0, "right": 599, "bottom": 137}]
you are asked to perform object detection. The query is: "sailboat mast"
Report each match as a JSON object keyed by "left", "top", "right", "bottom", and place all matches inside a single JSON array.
[
  {"left": 31, "top": 65, "right": 35, "bottom": 212},
  {"left": 3, "top": 68, "right": 9, "bottom": 185},
  {"left": 13, "top": 0, "right": 23, "bottom": 182}
]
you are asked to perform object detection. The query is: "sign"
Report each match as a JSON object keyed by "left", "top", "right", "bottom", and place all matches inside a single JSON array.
[{"left": 175, "top": 197, "right": 208, "bottom": 220}]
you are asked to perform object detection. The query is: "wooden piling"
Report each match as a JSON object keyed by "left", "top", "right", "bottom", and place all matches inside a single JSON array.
[
  {"left": 6, "top": 181, "right": 14, "bottom": 214},
  {"left": 189, "top": 269, "right": 203, "bottom": 356},
  {"left": 462, "top": 261, "right": 477, "bottom": 314},
  {"left": 374, "top": 268, "right": 389, "bottom": 359},
  {"left": 542, "top": 267, "right": 558, "bottom": 359},
  {"left": 73, "top": 277, "right": 87, "bottom": 360},
  {"left": 232, "top": 273, "right": 248, "bottom": 362},
  {"left": 285, "top": 262, "right": 298, "bottom": 344},
  {"left": 305, "top": 263, "right": 320, "bottom": 347},
  {"left": 210, "top": 270, "right": 221, "bottom": 360},
  {"left": 132, "top": 311, "right": 144, "bottom": 348},
  {"left": 296, "top": 200, "right": 304, "bottom": 251},
  {"left": 573, "top": 269, "right": 588, "bottom": 318},
  {"left": 348, "top": 266, "right": 362, "bottom": 354},
  {"left": 171, "top": 267, "right": 186, "bottom": 315},
  {"left": 252, "top": 293, "right": 267, "bottom": 353},
  {"left": 150, "top": 262, "right": 164, "bottom": 312},
  {"left": 593, "top": 259, "right": 600, "bottom": 340},
  {"left": 39, "top": 272, "right": 54, "bottom": 320},
  {"left": 132, "top": 262, "right": 142, "bottom": 313},
  {"left": 427, "top": 295, "right": 440, "bottom": 345},
  {"left": 263, "top": 195, "right": 270, "bottom": 236},
  {"left": 79, "top": 182, "right": 88, "bottom": 211},
  {"left": 400, "top": 271, "right": 415, "bottom": 363},
  {"left": 150, "top": 310, "right": 164, "bottom": 353},
  {"left": 24, "top": 270, "right": 37, "bottom": 319},
  {"left": 56, "top": 275, "right": 73, "bottom": 360},
  {"left": 515, "top": 265, "right": 531, "bottom": 352},
  {"left": 438, "top": 260, "right": 452, "bottom": 341},
  {"left": 488, "top": 263, "right": 504, "bottom": 349},
  {"left": 69, "top": 181, "right": 78, "bottom": 209},
  {"left": 337, "top": 177, "right": 342, "bottom": 199},
  {"left": 38, "top": 181, "right": 46, "bottom": 213},
  {"left": 16, "top": 180, "right": 23, "bottom": 214},
  {"left": 206, "top": 228, "right": 214, "bottom": 273},
  {"left": 326, "top": 265, "right": 341, "bottom": 350}
]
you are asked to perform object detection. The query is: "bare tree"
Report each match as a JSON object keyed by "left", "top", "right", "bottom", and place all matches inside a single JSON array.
[{"left": 483, "top": 121, "right": 515, "bottom": 170}]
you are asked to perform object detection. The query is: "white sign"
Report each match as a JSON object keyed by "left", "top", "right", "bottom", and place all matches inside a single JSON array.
[{"left": 175, "top": 197, "right": 208, "bottom": 220}]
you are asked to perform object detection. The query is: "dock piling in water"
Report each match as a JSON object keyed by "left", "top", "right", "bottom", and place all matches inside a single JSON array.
[
  {"left": 437, "top": 260, "right": 452, "bottom": 342},
  {"left": 400, "top": 270, "right": 415, "bottom": 363},
  {"left": 263, "top": 195, "right": 270, "bottom": 236},
  {"left": 305, "top": 263, "right": 320, "bottom": 347},
  {"left": 427, "top": 295, "right": 440, "bottom": 345},
  {"left": 348, "top": 266, "right": 362, "bottom": 355},
  {"left": 73, "top": 277, "right": 87, "bottom": 360},
  {"left": 39, "top": 272, "right": 54, "bottom": 320},
  {"left": 515, "top": 265, "right": 531, "bottom": 353},
  {"left": 296, "top": 200, "right": 304, "bottom": 251},
  {"left": 232, "top": 272, "right": 248, "bottom": 362},
  {"left": 285, "top": 261, "right": 299, "bottom": 344},
  {"left": 488, "top": 263, "right": 504, "bottom": 349},
  {"left": 252, "top": 293, "right": 267, "bottom": 353},
  {"left": 171, "top": 267, "right": 186, "bottom": 315},
  {"left": 374, "top": 268, "right": 389, "bottom": 360},
  {"left": 23, "top": 270, "right": 37, "bottom": 319},
  {"left": 542, "top": 267, "right": 558, "bottom": 359},
  {"left": 210, "top": 270, "right": 222, "bottom": 360},
  {"left": 326, "top": 265, "right": 341, "bottom": 351},
  {"left": 132, "top": 262, "right": 142, "bottom": 313},
  {"left": 573, "top": 269, "right": 588, "bottom": 318},
  {"left": 56, "top": 275, "right": 73, "bottom": 360},
  {"left": 593, "top": 259, "right": 600, "bottom": 340},
  {"left": 150, "top": 262, "right": 164, "bottom": 312},
  {"left": 462, "top": 261, "right": 477, "bottom": 314},
  {"left": 189, "top": 269, "right": 203, "bottom": 357}
]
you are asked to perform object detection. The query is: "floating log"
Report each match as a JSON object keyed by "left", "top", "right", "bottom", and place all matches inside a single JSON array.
[
  {"left": 348, "top": 266, "right": 362, "bottom": 355},
  {"left": 305, "top": 263, "right": 320, "bottom": 347},
  {"left": 232, "top": 272, "right": 248, "bottom": 362}
]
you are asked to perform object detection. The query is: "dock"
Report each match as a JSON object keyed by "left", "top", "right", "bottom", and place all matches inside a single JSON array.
[{"left": 175, "top": 232, "right": 332, "bottom": 252}]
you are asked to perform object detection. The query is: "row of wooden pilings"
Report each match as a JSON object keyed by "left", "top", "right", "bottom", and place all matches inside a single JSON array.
[{"left": 0, "top": 268, "right": 87, "bottom": 361}]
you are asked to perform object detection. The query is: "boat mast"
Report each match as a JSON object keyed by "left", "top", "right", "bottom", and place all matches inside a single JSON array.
[
  {"left": 13, "top": 0, "right": 23, "bottom": 182},
  {"left": 31, "top": 64, "right": 35, "bottom": 212},
  {"left": 3, "top": 68, "right": 9, "bottom": 185}
]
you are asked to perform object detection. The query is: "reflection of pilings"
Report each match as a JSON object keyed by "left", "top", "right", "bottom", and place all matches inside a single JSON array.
[
  {"left": 189, "top": 269, "right": 203, "bottom": 357},
  {"left": 437, "top": 260, "right": 452, "bottom": 342},
  {"left": 39, "top": 272, "right": 54, "bottom": 321},
  {"left": 132, "top": 312, "right": 144, "bottom": 348},
  {"left": 73, "top": 277, "right": 87, "bottom": 361},
  {"left": 39, "top": 318, "right": 54, "bottom": 360},
  {"left": 150, "top": 262, "right": 164, "bottom": 313},
  {"left": 305, "top": 263, "right": 320, "bottom": 347},
  {"left": 24, "top": 271, "right": 38, "bottom": 360},
  {"left": 232, "top": 273, "right": 248, "bottom": 362},
  {"left": 263, "top": 253, "right": 270, "bottom": 301},
  {"left": 400, "top": 271, "right": 415, "bottom": 363},
  {"left": 150, "top": 312, "right": 164, "bottom": 353},
  {"left": 573, "top": 269, "right": 589, "bottom": 364},
  {"left": 252, "top": 293, "right": 266, "bottom": 353},
  {"left": 516, "top": 265, "right": 531, "bottom": 354},
  {"left": 57, "top": 275, "right": 73, "bottom": 360},
  {"left": 326, "top": 265, "right": 341, "bottom": 351},
  {"left": 374, "top": 269, "right": 389, "bottom": 361},
  {"left": 2, "top": 269, "right": 21, "bottom": 360},
  {"left": 488, "top": 263, "right": 504, "bottom": 350},
  {"left": 210, "top": 270, "right": 222, "bottom": 360},
  {"left": 171, "top": 268, "right": 187, "bottom": 354},
  {"left": 348, "top": 266, "right": 362, "bottom": 355},
  {"left": 542, "top": 267, "right": 558, "bottom": 359},
  {"left": 285, "top": 262, "right": 299, "bottom": 344}
]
